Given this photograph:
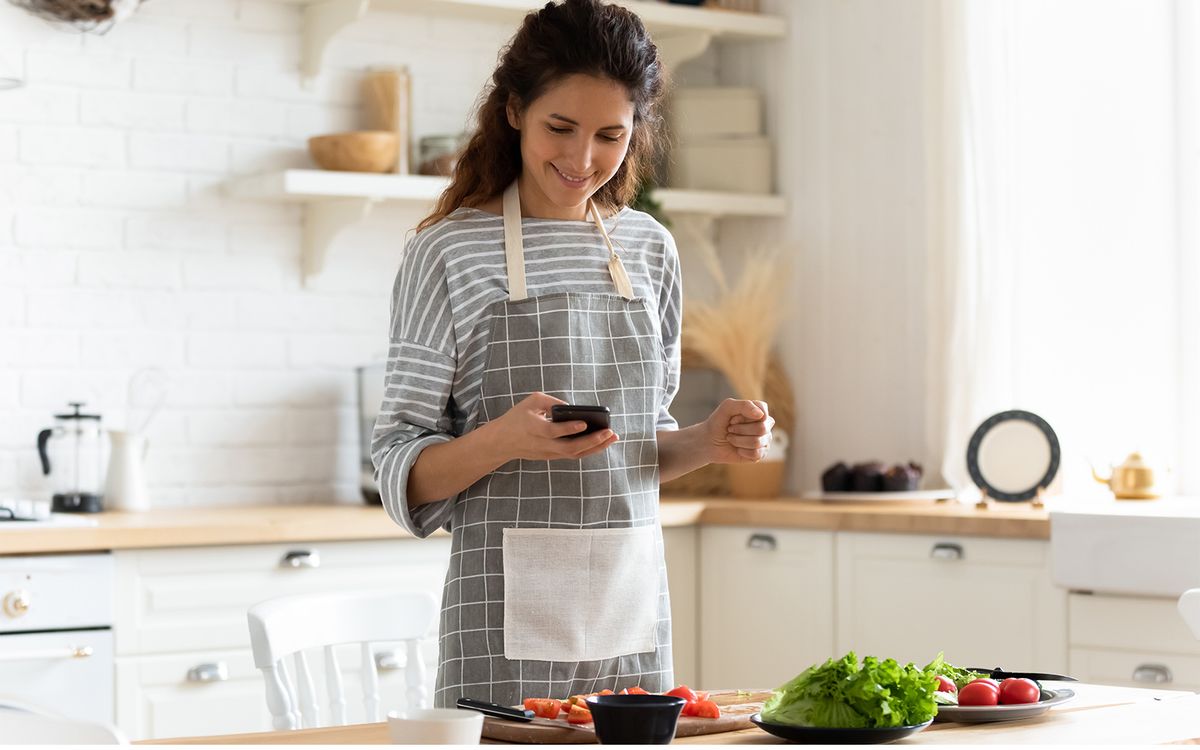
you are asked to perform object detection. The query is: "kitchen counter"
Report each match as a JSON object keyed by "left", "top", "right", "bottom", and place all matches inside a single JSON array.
[
  {"left": 0, "top": 497, "right": 1047, "bottom": 555},
  {"left": 140, "top": 683, "right": 1200, "bottom": 745}
]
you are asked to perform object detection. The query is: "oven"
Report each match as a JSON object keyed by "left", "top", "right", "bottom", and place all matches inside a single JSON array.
[{"left": 0, "top": 553, "right": 115, "bottom": 724}]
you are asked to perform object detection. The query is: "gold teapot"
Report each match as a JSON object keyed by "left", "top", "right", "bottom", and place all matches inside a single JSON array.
[{"left": 1091, "top": 452, "right": 1162, "bottom": 500}]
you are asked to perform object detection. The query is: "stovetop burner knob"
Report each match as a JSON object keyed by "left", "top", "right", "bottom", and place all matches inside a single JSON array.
[{"left": 3, "top": 589, "right": 31, "bottom": 617}]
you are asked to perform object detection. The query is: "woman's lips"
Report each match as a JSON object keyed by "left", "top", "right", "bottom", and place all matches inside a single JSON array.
[{"left": 553, "top": 164, "right": 591, "bottom": 189}]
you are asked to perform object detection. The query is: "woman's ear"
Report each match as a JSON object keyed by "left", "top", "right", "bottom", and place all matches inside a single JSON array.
[{"left": 506, "top": 96, "right": 522, "bottom": 130}]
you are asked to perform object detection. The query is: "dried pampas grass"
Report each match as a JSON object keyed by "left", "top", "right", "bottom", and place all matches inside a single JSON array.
[{"left": 681, "top": 246, "right": 788, "bottom": 402}]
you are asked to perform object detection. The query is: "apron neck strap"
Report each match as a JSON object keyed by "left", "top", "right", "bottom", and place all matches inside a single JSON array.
[{"left": 502, "top": 180, "right": 635, "bottom": 301}]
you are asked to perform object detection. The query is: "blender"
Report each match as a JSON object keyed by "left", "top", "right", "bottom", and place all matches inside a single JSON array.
[{"left": 36, "top": 402, "right": 106, "bottom": 513}]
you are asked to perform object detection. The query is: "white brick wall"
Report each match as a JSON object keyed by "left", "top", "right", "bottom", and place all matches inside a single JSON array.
[{"left": 0, "top": 0, "right": 516, "bottom": 508}]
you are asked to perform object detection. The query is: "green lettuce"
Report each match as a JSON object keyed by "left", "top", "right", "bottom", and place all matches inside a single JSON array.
[
  {"left": 760, "top": 652, "right": 939, "bottom": 729},
  {"left": 922, "top": 652, "right": 988, "bottom": 689}
]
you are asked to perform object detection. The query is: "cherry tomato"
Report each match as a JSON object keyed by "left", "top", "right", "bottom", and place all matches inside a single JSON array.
[
  {"left": 967, "top": 678, "right": 1000, "bottom": 690},
  {"left": 934, "top": 675, "right": 957, "bottom": 693},
  {"left": 998, "top": 678, "right": 1041, "bottom": 705},
  {"left": 958, "top": 681, "right": 1000, "bottom": 706}
]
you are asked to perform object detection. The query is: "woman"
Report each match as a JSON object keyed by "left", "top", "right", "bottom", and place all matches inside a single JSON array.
[{"left": 372, "top": 0, "right": 774, "bottom": 709}]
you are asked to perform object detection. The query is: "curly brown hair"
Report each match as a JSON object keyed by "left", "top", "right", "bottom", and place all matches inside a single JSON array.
[{"left": 416, "top": 0, "right": 666, "bottom": 232}]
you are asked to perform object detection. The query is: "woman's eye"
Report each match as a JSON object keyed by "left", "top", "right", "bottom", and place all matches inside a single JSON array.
[
  {"left": 547, "top": 125, "right": 571, "bottom": 134},
  {"left": 600, "top": 134, "right": 622, "bottom": 143}
]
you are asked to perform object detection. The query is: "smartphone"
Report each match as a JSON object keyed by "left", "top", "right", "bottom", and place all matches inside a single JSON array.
[{"left": 550, "top": 404, "right": 611, "bottom": 436}]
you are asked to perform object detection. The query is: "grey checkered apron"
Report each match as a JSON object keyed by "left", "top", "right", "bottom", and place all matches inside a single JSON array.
[{"left": 433, "top": 182, "right": 673, "bottom": 708}]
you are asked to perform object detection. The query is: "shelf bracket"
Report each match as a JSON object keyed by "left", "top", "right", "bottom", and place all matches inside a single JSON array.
[
  {"left": 655, "top": 32, "right": 714, "bottom": 70},
  {"left": 302, "top": 197, "right": 375, "bottom": 285},
  {"left": 302, "top": 0, "right": 371, "bottom": 87}
]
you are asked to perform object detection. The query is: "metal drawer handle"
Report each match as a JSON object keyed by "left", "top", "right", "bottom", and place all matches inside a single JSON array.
[
  {"left": 187, "top": 662, "right": 228, "bottom": 683},
  {"left": 281, "top": 550, "right": 320, "bottom": 569},
  {"left": 375, "top": 650, "right": 404, "bottom": 671},
  {"left": 746, "top": 533, "right": 777, "bottom": 551},
  {"left": 930, "top": 542, "right": 964, "bottom": 560},
  {"left": 1132, "top": 663, "right": 1172, "bottom": 684}
]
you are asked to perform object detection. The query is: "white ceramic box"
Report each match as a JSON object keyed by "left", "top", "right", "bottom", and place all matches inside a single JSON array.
[
  {"left": 670, "top": 137, "right": 773, "bottom": 194},
  {"left": 669, "top": 87, "right": 762, "bottom": 139}
]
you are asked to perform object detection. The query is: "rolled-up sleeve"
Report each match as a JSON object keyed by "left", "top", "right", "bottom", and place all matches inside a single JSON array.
[
  {"left": 371, "top": 231, "right": 458, "bottom": 538},
  {"left": 656, "top": 233, "right": 682, "bottom": 431}
]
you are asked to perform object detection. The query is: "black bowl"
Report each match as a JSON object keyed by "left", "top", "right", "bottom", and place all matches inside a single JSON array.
[
  {"left": 585, "top": 695, "right": 687, "bottom": 745},
  {"left": 750, "top": 713, "right": 934, "bottom": 744}
]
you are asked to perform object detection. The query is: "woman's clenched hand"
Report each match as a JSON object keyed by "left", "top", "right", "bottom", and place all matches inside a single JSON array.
[{"left": 703, "top": 398, "right": 774, "bottom": 464}]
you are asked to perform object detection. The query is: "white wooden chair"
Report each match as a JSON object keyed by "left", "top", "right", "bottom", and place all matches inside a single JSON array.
[
  {"left": 247, "top": 589, "right": 437, "bottom": 731},
  {"left": 1180, "top": 588, "right": 1200, "bottom": 640},
  {"left": 0, "top": 698, "right": 127, "bottom": 744}
]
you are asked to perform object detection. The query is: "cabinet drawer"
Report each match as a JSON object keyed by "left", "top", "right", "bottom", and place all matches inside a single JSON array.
[
  {"left": 114, "top": 538, "right": 451, "bottom": 655},
  {"left": 116, "top": 648, "right": 269, "bottom": 741},
  {"left": 836, "top": 532, "right": 1066, "bottom": 671},
  {"left": 1069, "top": 648, "right": 1200, "bottom": 692},
  {"left": 700, "top": 527, "right": 835, "bottom": 689},
  {"left": 116, "top": 639, "right": 439, "bottom": 740},
  {"left": 1069, "top": 594, "right": 1200, "bottom": 656}
]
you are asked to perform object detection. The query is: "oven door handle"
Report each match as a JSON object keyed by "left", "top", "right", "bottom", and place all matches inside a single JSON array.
[{"left": 0, "top": 645, "right": 94, "bottom": 662}]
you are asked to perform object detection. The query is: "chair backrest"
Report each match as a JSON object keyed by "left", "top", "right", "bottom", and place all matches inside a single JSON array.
[
  {"left": 247, "top": 589, "right": 437, "bottom": 731},
  {"left": 0, "top": 699, "right": 127, "bottom": 744},
  {"left": 1180, "top": 588, "right": 1200, "bottom": 640}
]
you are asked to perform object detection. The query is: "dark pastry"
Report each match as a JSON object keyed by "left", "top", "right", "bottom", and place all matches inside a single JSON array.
[
  {"left": 850, "top": 461, "right": 886, "bottom": 492},
  {"left": 821, "top": 461, "right": 852, "bottom": 492},
  {"left": 883, "top": 461, "right": 923, "bottom": 492}
]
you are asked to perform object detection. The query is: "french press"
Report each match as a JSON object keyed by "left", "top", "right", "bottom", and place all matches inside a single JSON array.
[{"left": 36, "top": 402, "right": 105, "bottom": 513}]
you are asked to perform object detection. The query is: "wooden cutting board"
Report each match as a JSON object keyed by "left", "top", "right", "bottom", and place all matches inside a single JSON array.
[{"left": 480, "top": 690, "right": 773, "bottom": 744}]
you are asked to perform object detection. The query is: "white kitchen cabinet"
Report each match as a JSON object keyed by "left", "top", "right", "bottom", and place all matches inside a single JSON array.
[
  {"left": 699, "top": 526, "right": 835, "bottom": 690},
  {"left": 835, "top": 532, "right": 1067, "bottom": 672},
  {"left": 1068, "top": 593, "right": 1200, "bottom": 691},
  {"left": 662, "top": 525, "right": 698, "bottom": 688},
  {"left": 113, "top": 537, "right": 451, "bottom": 740}
]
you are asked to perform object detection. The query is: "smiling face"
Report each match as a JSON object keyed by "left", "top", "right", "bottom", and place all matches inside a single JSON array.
[{"left": 507, "top": 73, "right": 635, "bottom": 220}]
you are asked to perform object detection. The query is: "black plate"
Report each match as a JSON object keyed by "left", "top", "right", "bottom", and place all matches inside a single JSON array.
[{"left": 749, "top": 714, "right": 933, "bottom": 744}]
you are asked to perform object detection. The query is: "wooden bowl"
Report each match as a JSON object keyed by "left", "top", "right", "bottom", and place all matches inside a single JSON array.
[{"left": 307, "top": 131, "right": 398, "bottom": 173}]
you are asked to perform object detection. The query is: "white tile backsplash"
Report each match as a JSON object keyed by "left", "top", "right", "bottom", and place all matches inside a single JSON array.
[{"left": 0, "top": 0, "right": 513, "bottom": 506}]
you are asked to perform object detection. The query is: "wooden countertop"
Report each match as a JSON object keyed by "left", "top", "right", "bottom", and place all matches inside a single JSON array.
[
  {"left": 0, "top": 497, "right": 1047, "bottom": 555},
  {"left": 140, "top": 683, "right": 1200, "bottom": 745}
]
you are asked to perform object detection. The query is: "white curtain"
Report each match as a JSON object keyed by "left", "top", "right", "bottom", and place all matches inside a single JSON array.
[{"left": 927, "top": 0, "right": 1182, "bottom": 498}]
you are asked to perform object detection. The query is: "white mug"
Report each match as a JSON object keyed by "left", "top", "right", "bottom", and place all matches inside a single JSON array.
[{"left": 386, "top": 708, "right": 483, "bottom": 745}]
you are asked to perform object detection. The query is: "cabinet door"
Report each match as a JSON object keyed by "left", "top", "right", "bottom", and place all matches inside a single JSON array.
[
  {"left": 114, "top": 538, "right": 451, "bottom": 655},
  {"left": 699, "top": 527, "right": 834, "bottom": 690},
  {"left": 1068, "top": 592, "right": 1200, "bottom": 691},
  {"left": 836, "top": 532, "right": 1066, "bottom": 671},
  {"left": 663, "top": 525, "right": 697, "bottom": 687}
]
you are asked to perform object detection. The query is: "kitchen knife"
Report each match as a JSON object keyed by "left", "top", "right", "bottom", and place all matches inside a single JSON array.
[
  {"left": 455, "top": 697, "right": 593, "bottom": 731},
  {"left": 965, "top": 666, "right": 1078, "bottom": 682},
  {"left": 456, "top": 697, "right": 534, "bottom": 721}
]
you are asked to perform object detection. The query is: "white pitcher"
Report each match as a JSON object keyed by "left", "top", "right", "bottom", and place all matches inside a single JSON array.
[{"left": 105, "top": 430, "right": 150, "bottom": 512}]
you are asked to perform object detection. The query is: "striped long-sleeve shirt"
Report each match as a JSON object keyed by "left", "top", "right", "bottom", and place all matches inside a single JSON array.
[{"left": 371, "top": 205, "right": 683, "bottom": 538}]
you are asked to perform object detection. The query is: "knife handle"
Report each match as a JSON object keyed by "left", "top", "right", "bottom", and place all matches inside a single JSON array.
[{"left": 456, "top": 697, "right": 534, "bottom": 722}]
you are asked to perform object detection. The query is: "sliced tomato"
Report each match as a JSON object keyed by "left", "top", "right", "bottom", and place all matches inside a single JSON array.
[
  {"left": 625, "top": 686, "right": 650, "bottom": 695},
  {"left": 695, "top": 691, "right": 710, "bottom": 702},
  {"left": 664, "top": 685, "right": 698, "bottom": 702},
  {"left": 688, "top": 699, "right": 720, "bottom": 719},
  {"left": 521, "top": 698, "right": 562, "bottom": 719},
  {"left": 566, "top": 703, "right": 593, "bottom": 725},
  {"left": 597, "top": 689, "right": 614, "bottom": 696}
]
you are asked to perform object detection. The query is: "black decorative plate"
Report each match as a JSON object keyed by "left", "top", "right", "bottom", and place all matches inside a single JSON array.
[
  {"left": 966, "top": 410, "right": 1060, "bottom": 501},
  {"left": 749, "top": 714, "right": 934, "bottom": 744}
]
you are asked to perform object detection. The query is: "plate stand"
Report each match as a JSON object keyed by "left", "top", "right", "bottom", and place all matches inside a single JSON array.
[{"left": 975, "top": 486, "right": 1047, "bottom": 511}]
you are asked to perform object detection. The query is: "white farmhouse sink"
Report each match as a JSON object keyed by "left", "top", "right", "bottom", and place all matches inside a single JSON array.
[{"left": 1051, "top": 497, "right": 1200, "bottom": 597}]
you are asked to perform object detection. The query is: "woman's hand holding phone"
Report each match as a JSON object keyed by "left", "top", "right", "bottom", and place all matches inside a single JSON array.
[{"left": 489, "top": 392, "right": 618, "bottom": 462}]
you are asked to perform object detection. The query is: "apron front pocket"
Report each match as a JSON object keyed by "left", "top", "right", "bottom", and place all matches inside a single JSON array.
[{"left": 502, "top": 526, "right": 659, "bottom": 663}]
